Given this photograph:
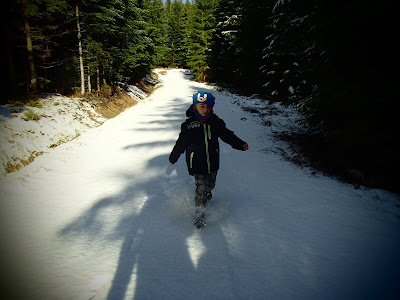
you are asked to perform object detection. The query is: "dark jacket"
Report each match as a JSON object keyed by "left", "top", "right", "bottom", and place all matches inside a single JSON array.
[{"left": 169, "top": 108, "right": 246, "bottom": 175}]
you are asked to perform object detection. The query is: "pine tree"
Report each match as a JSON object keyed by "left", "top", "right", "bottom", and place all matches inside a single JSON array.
[
  {"left": 10, "top": 0, "right": 76, "bottom": 97},
  {"left": 261, "top": 0, "right": 318, "bottom": 103},
  {"left": 147, "top": 0, "right": 169, "bottom": 67},
  {"left": 187, "top": 0, "right": 217, "bottom": 82},
  {"left": 209, "top": 0, "right": 241, "bottom": 83},
  {"left": 181, "top": 0, "right": 194, "bottom": 66},
  {"left": 305, "top": 0, "right": 398, "bottom": 175},
  {"left": 81, "top": 0, "right": 152, "bottom": 84},
  {"left": 232, "top": 0, "right": 271, "bottom": 93},
  {"left": 167, "top": 0, "right": 187, "bottom": 67}
]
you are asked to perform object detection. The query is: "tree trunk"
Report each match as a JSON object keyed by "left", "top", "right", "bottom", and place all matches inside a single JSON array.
[
  {"left": 96, "top": 65, "right": 100, "bottom": 91},
  {"left": 102, "top": 68, "right": 106, "bottom": 86},
  {"left": 75, "top": 4, "right": 85, "bottom": 96},
  {"left": 22, "top": 0, "right": 37, "bottom": 95},
  {"left": 87, "top": 65, "right": 91, "bottom": 92},
  {"left": 4, "top": 5, "right": 16, "bottom": 102}
]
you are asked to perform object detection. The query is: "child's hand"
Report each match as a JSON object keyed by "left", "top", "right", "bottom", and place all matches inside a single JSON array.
[{"left": 243, "top": 143, "right": 249, "bottom": 151}]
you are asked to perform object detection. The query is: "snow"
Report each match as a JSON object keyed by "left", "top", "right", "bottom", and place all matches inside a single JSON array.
[
  {"left": 222, "top": 30, "right": 239, "bottom": 35},
  {"left": 122, "top": 85, "right": 148, "bottom": 101},
  {"left": 1, "top": 69, "right": 400, "bottom": 300},
  {"left": 0, "top": 95, "right": 106, "bottom": 177}
]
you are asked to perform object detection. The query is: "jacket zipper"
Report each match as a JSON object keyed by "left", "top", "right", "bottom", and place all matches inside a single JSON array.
[
  {"left": 190, "top": 152, "right": 194, "bottom": 169},
  {"left": 203, "top": 124, "right": 211, "bottom": 174}
]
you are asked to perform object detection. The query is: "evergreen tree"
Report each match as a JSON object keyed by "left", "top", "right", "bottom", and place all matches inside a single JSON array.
[
  {"left": 8, "top": 0, "right": 75, "bottom": 99},
  {"left": 261, "top": 0, "right": 318, "bottom": 103},
  {"left": 147, "top": 0, "right": 169, "bottom": 67},
  {"left": 187, "top": 0, "right": 217, "bottom": 82},
  {"left": 258, "top": 0, "right": 398, "bottom": 189},
  {"left": 182, "top": 0, "right": 195, "bottom": 66},
  {"left": 82, "top": 0, "right": 152, "bottom": 84},
  {"left": 209, "top": 0, "right": 241, "bottom": 84},
  {"left": 6, "top": 0, "right": 155, "bottom": 99},
  {"left": 167, "top": 0, "right": 187, "bottom": 67},
  {"left": 232, "top": 0, "right": 271, "bottom": 93},
  {"left": 305, "top": 0, "right": 398, "bottom": 178}
]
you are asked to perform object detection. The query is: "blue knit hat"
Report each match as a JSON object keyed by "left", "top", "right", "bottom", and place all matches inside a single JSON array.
[{"left": 192, "top": 91, "right": 215, "bottom": 108}]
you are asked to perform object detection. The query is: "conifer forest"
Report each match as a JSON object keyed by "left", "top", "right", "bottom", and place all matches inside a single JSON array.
[{"left": 3, "top": 0, "right": 398, "bottom": 191}]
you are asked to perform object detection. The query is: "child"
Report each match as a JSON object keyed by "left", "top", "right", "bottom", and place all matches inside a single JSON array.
[{"left": 169, "top": 91, "right": 248, "bottom": 227}]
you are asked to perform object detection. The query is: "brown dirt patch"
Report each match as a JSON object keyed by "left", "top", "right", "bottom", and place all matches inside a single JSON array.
[{"left": 93, "top": 89, "right": 138, "bottom": 119}]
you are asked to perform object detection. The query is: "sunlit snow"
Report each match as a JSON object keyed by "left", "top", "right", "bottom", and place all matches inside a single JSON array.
[{"left": 0, "top": 69, "right": 399, "bottom": 300}]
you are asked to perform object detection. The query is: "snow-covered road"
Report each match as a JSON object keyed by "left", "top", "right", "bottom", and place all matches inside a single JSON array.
[{"left": 1, "top": 69, "right": 399, "bottom": 300}]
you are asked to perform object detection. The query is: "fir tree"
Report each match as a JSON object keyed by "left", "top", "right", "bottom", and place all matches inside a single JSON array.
[
  {"left": 147, "top": 0, "right": 169, "bottom": 67},
  {"left": 167, "top": 0, "right": 187, "bottom": 67},
  {"left": 233, "top": 0, "right": 271, "bottom": 93},
  {"left": 209, "top": 0, "right": 241, "bottom": 84},
  {"left": 261, "top": 0, "right": 318, "bottom": 103},
  {"left": 187, "top": 0, "right": 217, "bottom": 82}
]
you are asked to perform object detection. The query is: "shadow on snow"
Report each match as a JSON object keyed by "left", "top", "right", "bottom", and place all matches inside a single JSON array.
[{"left": 57, "top": 93, "right": 237, "bottom": 299}]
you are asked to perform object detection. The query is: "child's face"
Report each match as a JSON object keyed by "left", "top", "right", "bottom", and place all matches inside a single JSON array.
[{"left": 195, "top": 103, "right": 211, "bottom": 117}]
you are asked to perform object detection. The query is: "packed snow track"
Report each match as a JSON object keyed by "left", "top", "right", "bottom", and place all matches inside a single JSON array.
[{"left": 1, "top": 69, "right": 399, "bottom": 300}]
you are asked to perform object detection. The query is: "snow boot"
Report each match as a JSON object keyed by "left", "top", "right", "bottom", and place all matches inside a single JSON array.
[{"left": 194, "top": 206, "right": 206, "bottom": 228}]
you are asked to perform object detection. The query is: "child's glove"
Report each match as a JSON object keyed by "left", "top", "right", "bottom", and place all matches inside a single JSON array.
[{"left": 243, "top": 143, "right": 249, "bottom": 151}]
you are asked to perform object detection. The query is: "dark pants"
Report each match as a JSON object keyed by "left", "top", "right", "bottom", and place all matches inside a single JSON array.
[{"left": 194, "top": 171, "right": 217, "bottom": 206}]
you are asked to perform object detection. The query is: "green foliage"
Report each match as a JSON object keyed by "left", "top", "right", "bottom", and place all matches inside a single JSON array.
[
  {"left": 261, "top": 0, "right": 318, "bottom": 103},
  {"left": 6, "top": 0, "right": 156, "bottom": 100},
  {"left": 146, "top": 0, "right": 169, "bottom": 67},
  {"left": 21, "top": 110, "right": 41, "bottom": 121},
  {"left": 166, "top": 0, "right": 187, "bottom": 67},
  {"left": 186, "top": 0, "right": 217, "bottom": 81},
  {"left": 209, "top": 0, "right": 241, "bottom": 83},
  {"left": 6, "top": 0, "right": 218, "bottom": 95}
]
